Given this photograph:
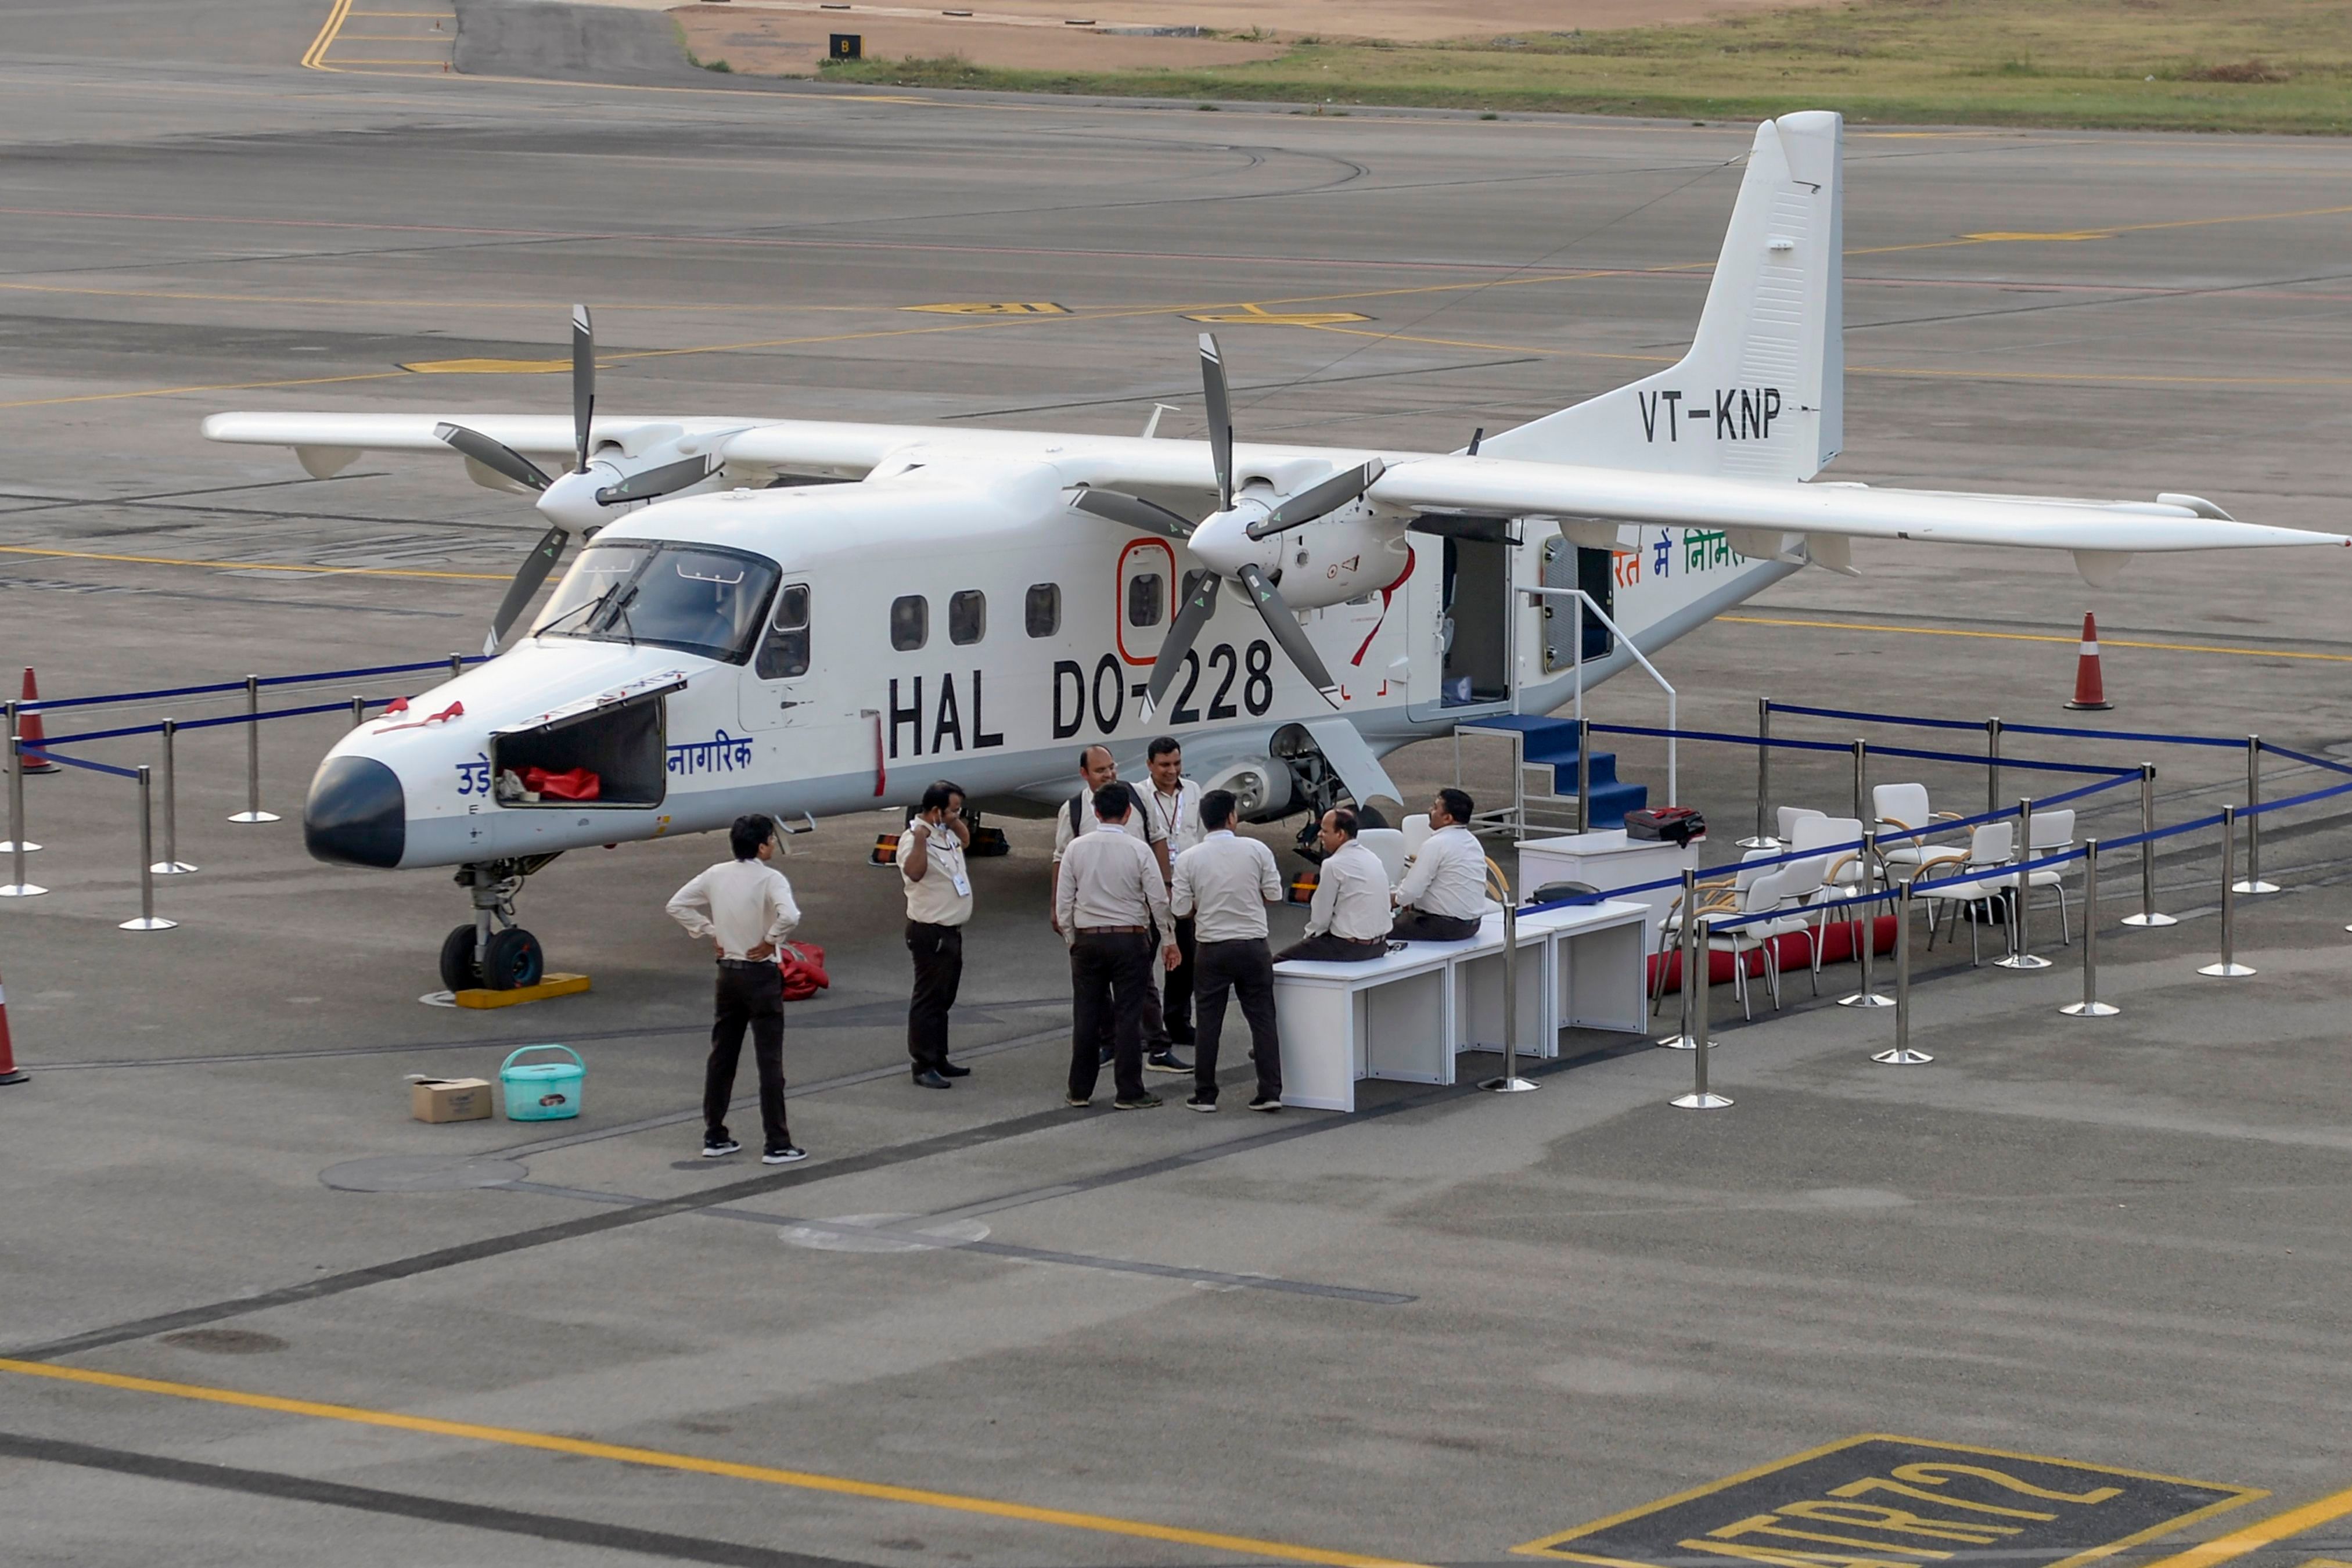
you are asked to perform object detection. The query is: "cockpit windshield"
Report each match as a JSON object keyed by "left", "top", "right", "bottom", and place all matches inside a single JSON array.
[{"left": 531, "top": 542, "right": 779, "bottom": 664}]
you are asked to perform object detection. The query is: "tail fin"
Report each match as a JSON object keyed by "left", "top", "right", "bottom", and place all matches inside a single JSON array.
[{"left": 1481, "top": 110, "right": 1843, "bottom": 481}]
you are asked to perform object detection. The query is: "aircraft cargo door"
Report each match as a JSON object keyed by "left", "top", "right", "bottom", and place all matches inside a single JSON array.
[
  {"left": 740, "top": 580, "right": 818, "bottom": 733},
  {"left": 1408, "top": 530, "right": 1513, "bottom": 722}
]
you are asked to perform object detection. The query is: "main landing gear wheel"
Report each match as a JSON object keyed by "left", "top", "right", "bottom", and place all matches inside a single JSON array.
[
  {"left": 481, "top": 927, "right": 545, "bottom": 991},
  {"left": 439, "top": 924, "right": 480, "bottom": 993}
]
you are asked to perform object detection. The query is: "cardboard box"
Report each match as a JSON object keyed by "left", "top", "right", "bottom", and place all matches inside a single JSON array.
[{"left": 410, "top": 1077, "right": 493, "bottom": 1123}]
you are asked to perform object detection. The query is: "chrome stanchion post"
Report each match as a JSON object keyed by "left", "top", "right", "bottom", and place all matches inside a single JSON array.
[
  {"left": 2060, "top": 840, "right": 2119, "bottom": 1017},
  {"left": 448, "top": 652, "right": 465, "bottom": 682},
  {"left": 1986, "top": 717, "right": 2002, "bottom": 816},
  {"left": 121, "top": 765, "right": 177, "bottom": 932},
  {"left": 1994, "top": 796, "right": 2052, "bottom": 971},
  {"left": 351, "top": 695, "right": 367, "bottom": 729},
  {"left": 2199, "top": 805, "right": 2256, "bottom": 977},
  {"left": 1671, "top": 915, "right": 1732, "bottom": 1109},
  {"left": 2120, "top": 762, "right": 2175, "bottom": 927},
  {"left": 227, "top": 675, "right": 279, "bottom": 824},
  {"left": 1873, "top": 879, "right": 1932, "bottom": 1064},
  {"left": 1838, "top": 833, "right": 1893, "bottom": 1008},
  {"left": 1, "top": 733, "right": 46, "bottom": 898},
  {"left": 152, "top": 718, "right": 195, "bottom": 875},
  {"left": 1483, "top": 886, "right": 1537, "bottom": 1093},
  {"left": 1852, "top": 738, "right": 1868, "bottom": 821},
  {"left": 1659, "top": 867, "right": 1699, "bottom": 1050},
  {"left": 1575, "top": 717, "right": 1591, "bottom": 835},
  {"left": 2235, "top": 736, "right": 2278, "bottom": 894},
  {"left": 1739, "top": 698, "right": 1778, "bottom": 848}
]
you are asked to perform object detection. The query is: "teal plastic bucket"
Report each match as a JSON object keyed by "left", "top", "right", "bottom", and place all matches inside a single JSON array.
[{"left": 500, "top": 1044, "right": 584, "bottom": 1121}]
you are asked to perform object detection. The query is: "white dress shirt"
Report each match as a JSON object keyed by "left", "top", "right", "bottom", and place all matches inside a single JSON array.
[
  {"left": 900, "top": 818, "right": 972, "bottom": 927},
  {"left": 1145, "top": 778, "right": 1205, "bottom": 859},
  {"left": 1396, "top": 822, "right": 1488, "bottom": 920},
  {"left": 1051, "top": 782, "right": 1163, "bottom": 862},
  {"left": 666, "top": 858, "right": 801, "bottom": 959},
  {"left": 1055, "top": 826, "right": 1174, "bottom": 936},
  {"left": 1306, "top": 839, "right": 1390, "bottom": 941},
  {"left": 1171, "top": 830, "right": 1283, "bottom": 943}
]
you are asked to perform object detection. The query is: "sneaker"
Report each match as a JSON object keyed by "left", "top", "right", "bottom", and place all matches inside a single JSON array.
[
  {"left": 1112, "top": 1092, "right": 1164, "bottom": 1110},
  {"left": 1247, "top": 1096, "right": 1282, "bottom": 1113},
  {"left": 1064, "top": 1094, "right": 1092, "bottom": 1108},
  {"left": 1145, "top": 1051, "right": 1193, "bottom": 1074},
  {"left": 762, "top": 1145, "right": 807, "bottom": 1165},
  {"left": 702, "top": 1137, "right": 740, "bottom": 1158},
  {"left": 1185, "top": 1094, "right": 1217, "bottom": 1113}
]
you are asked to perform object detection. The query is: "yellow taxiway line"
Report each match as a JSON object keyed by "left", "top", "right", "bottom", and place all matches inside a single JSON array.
[
  {"left": 2137, "top": 1485, "right": 2352, "bottom": 1568},
  {"left": 1718, "top": 614, "right": 2352, "bottom": 665},
  {"left": 0, "top": 1357, "right": 1430, "bottom": 1568}
]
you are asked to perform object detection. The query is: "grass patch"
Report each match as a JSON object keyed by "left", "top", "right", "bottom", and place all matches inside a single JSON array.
[{"left": 815, "top": 0, "right": 2352, "bottom": 133}]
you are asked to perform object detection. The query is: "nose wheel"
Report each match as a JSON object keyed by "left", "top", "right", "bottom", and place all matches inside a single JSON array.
[{"left": 442, "top": 855, "right": 562, "bottom": 991}]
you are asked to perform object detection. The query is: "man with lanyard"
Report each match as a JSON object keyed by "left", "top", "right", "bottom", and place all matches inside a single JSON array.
[
  {"left": 1142, "top": 735, "right": 1204, "bottom": 1059},
  {"left": 1170, "top": 788, "right": 1285, "bottom": 1113},
  {"left": 1274, "top": 807, "right": 1391, "bottom": 963},
  {"left": 1390, "top": 787, "right": 1488, "bottom": 942},
  {"left": 1056, "top": 785, "right": 1182, "bottom": 1110},
  {"left": 1050, "top": 744, "right": 1189, "bottom": 1075},
  {"left": 664, "top": 813, "right": 807, "bottom": 1164},
  {"left": 900, "top": 780, "right": 973, "bottom": 1090}
]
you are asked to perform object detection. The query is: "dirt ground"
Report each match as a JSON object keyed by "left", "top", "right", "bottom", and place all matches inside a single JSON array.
[{"left": 656, "top": 0, "right": 1820, "bottom": 77}]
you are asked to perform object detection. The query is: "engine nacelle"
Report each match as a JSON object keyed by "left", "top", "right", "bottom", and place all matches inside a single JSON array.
[
  {"left": 1202, "top": 756, "right": 1299, "bottom": 823},
  {"left": 1190, "top": 498, "right": 1410, "bottom": 612}
]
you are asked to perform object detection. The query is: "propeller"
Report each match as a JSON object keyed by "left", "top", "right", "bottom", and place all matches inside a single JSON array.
[
  {"left": 596, "top": 453, "right": 717, "bottom": 506},
  {"left": 1068, "top": 486, "right": 1193, "bottom": 540}
]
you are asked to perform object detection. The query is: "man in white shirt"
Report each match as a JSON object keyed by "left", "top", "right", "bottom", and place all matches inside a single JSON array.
[
  {"left": 1143, "top": 735, "right": 1204, "bottom": 1057},
  {"left": 1275, "top": 807, "right": 1391, "bottom": 963},
  {"left": 1055, "top": 786, "right": 1181, "bottom": 1110},
  {"left": 1050, "top": 744, "right": 1188, "bottom": 1075},
  {"left": 900, "top": 780, "right": 973, "bottom": 1090},
  {"left": 1391, "top": 787, "right": 1488, "bottom": 943},
  {"left": 666, "top": 813, "right": 806, "bottom": 1163},
  {"left": 1170, "top": 789, "right": 1285, "bottom": 1112}
]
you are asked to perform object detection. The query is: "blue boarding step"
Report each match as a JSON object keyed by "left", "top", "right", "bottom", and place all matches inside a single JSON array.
[{"left": 1456, "top": 714, "right": 1650, "bottom": 830}]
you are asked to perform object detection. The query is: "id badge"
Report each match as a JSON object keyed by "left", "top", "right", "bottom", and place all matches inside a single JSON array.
[{"left": 951, "top": 871, "right": 972, "bottom": 897}]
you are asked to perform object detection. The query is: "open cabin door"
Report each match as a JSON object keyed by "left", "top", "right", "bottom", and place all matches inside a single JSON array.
[{"left": 1406, "top": 526, "right": 1516, "bottom": 723}]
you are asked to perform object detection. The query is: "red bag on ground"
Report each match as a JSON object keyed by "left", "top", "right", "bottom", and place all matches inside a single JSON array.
[
  {"left": 520, "top": 765, "right": 601, "bottom": 801},
  {"left": 776, "top": 941, "right": 829, "bottom": 1001}
]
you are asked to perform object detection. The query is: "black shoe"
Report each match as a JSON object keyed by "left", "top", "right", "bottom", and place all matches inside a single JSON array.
[
  {"left": 1146, "top": 1051, "right": 1193, "bottom": 1074},
  {"left": 1112, "top": 1092, "right": 1163, "bottom": 1110},
  {"left": 1064, "top": 1094, "right": 1092, "bottom": 1108},
  {"left": 912, "top": 1070, "right": 951, "bottom": 1089},
  {"left": 1247, "top": 1095, "right": 1282, "bottom": 1113},
  {"left": 702, "top": 1137, "right": 740, "bottom": 1158},
  {"left": 936, "top": 1062, "right": 972, "bottom": 1078},
  {"left": 1186, "top": 1094, "right": 1217, "bottom": 1113},
  {"left": 762, "top": 1144, "right": 807, "bottom": 1164}
]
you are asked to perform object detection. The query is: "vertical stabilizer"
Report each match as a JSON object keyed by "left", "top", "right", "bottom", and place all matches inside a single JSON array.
[{"left": 1480, "top": 111, "right": 1844, "bottom": 480}]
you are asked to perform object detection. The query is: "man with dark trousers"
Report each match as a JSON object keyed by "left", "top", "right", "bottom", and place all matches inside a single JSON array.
[
  {"left": 665, "top": 813, "right": 806, "bottom": 1164},
  {"left": 1056, "top": 785, "right": 1180, "bottom": 1110},
  {"left": 1049, "top": 743, "right": 1189, "bottom": 1075},
  {"left": 1275, "top": 807, "right": 1391, "bottom": 963},
  {"left": 900, "top": 780, "right": 973, "bottom": 1089},
  {"left": 1142, "top": 735, "right": 1204, "bottom": 1055},
  {"left": 1170, "top": 789, "right": 1286, "bottom": 1112},
  {"left": 1390, "top": 787, "right": 1488, "bottom": 942}
]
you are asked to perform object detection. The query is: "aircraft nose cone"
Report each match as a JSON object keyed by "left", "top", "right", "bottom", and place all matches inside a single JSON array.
[{"left": 304, "top": 756, "right": 406, "bottom": 868}]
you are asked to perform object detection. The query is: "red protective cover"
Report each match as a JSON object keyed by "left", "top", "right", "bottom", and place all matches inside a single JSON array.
[
  {"left": 520, "top": 766, "right": 602, "bottom": 801},
  {"left": 776, "top": 941, "right": 830, "bottom": 1001}
]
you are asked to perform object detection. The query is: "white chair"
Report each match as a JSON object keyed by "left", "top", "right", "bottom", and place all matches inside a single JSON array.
[
  {"left": 1709, "top": 865, "right": 1818, "bottom": 1019},
  {"left": 1774, "top": 853, "right": 1832, "bottom": 997},
  {"left": 1649, "top": 848, "right": 1781, "bottom": 1016},
  {"left": 1777, "top": 805, "right": 1826, "bottom": 844},
  {"left": 1357, "top": 828, "right": 1409, "bottom": 886},
  {"left": 1875, "top": 782, "right": 1966, "bottom": 872},
  {"left": 2027, "top": 807, "right": 2075, "bottom": 945},
  {"left": 1914, "top": 820, "right": 2017, "bottom": 966}
]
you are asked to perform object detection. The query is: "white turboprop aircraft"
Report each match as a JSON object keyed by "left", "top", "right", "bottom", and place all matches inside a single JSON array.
[{"left": 204, "top": 112, "right": 2345, "bottom": 991}]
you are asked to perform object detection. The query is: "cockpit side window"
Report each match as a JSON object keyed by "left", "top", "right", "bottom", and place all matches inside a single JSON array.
[
  {"left": 757, "top": 582, "right": 811, "bottom": 680},
  {"left": 531, "top": 542, "right": 778, "bottom": 664}
]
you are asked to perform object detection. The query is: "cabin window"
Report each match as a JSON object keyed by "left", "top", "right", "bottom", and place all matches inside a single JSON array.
[
  {"left": 890, "top": 594, "right": 928, "bottom": 652},
  {"left": 1024, "top": 582, "right": 1060, "bottom": 638},
  {"left": 757, "top": 582, "right": 811, "bottom": 680},
  {"left": 1127, "top": 571, "right": 1164, "bottom": 628},
  {"left": 949, "top": 589, "right": 986, "bottom": 646}
]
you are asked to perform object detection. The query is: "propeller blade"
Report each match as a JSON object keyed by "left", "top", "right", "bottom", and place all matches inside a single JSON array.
[
  {"left": 596, "top": 453, "right": 717, "bottom": 506},
  {"left": 487, "top": 524, "right": 570, "bottom": 655},
  {"left": 1235, "top": 562, "right": 1339, "bottom": 707},
  {"left": 1141, "top": 573, "right": 1220, "bottom": 718},
  {"left": 1245, "top": 459, "right": 1387, "bottom": 540},
  {"left": 1199, "top": 332, "right": 1233, "bottom": 512},
  {"left": 434, "top": 422, "right": 552, "bottom": 492},
  {"left": 571, "top": 303, "right": 595, "bottom": 473},
  {"left": 1068, "top": 486, "right": 1193, "bottom": 539}
]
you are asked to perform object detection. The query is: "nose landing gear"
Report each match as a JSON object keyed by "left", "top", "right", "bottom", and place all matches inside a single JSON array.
[{"left": 439, "top": 855, "right": 561, "bottom": 992}]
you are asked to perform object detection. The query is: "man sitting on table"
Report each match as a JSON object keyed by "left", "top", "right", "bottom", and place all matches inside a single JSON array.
[
  {"left": 1274, "top": 807, "right": 1390, "bottom": 963},
  {"left": 1390, "top": 787, "right": 1488, "bottom": 943}
]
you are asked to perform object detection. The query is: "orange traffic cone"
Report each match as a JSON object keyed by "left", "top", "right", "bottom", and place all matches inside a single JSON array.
[
  {"left": 0, "top": 959, "right": 27, "bottom": 1085},
  {"left": 15, "top": 670, "right": 57, "bottom": 773},
  {"left": 2063, "top": 613, "right": 2112, "bottom": 711}
]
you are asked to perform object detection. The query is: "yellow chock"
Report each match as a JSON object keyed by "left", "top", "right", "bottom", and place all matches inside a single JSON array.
[
  {"left": 869, "top": 832, "right": 900, "bottom": 867},
  {"left": 1287, "top": 872, "right": 1319, "bottom": 905},
  {"left": 454, "top": 972, "right": 591, "bottom": 1010}
]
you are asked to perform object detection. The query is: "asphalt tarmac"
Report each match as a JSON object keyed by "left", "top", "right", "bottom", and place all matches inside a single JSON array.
[{"left": 5, "top": 6, "right": 2352, "bottom": 1567}]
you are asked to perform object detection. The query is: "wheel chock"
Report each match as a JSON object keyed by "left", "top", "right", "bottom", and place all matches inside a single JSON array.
[{"left": 453, "top": 972, "right": 591, "bottom": 1009}]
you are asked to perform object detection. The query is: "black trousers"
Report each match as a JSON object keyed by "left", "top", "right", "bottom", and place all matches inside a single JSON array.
[
  {"left": 1098, "top": 925, "right": 1178, "bottom": 1058},
  {"left": 1275, "top": 932, "right": 1389, "bottom": 963},
  {"left": 707, "top": 961, "right": 788, "bottom": 1148},
  {"left": 1162, "top": 915, "right": 1197, "bottom": 1046},
  {"left": 905, "top": 920, "right": 964, "bottom": 1074},
  {"left": 1390, "top": 908, "right": 1482, "bottom": 943},
  {"left": 1192, "top": 937, "right": 1281, "bottom": 1104},
  {"left": 1070, "top": 932, "right": 1152, "bottom": 1102}
]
